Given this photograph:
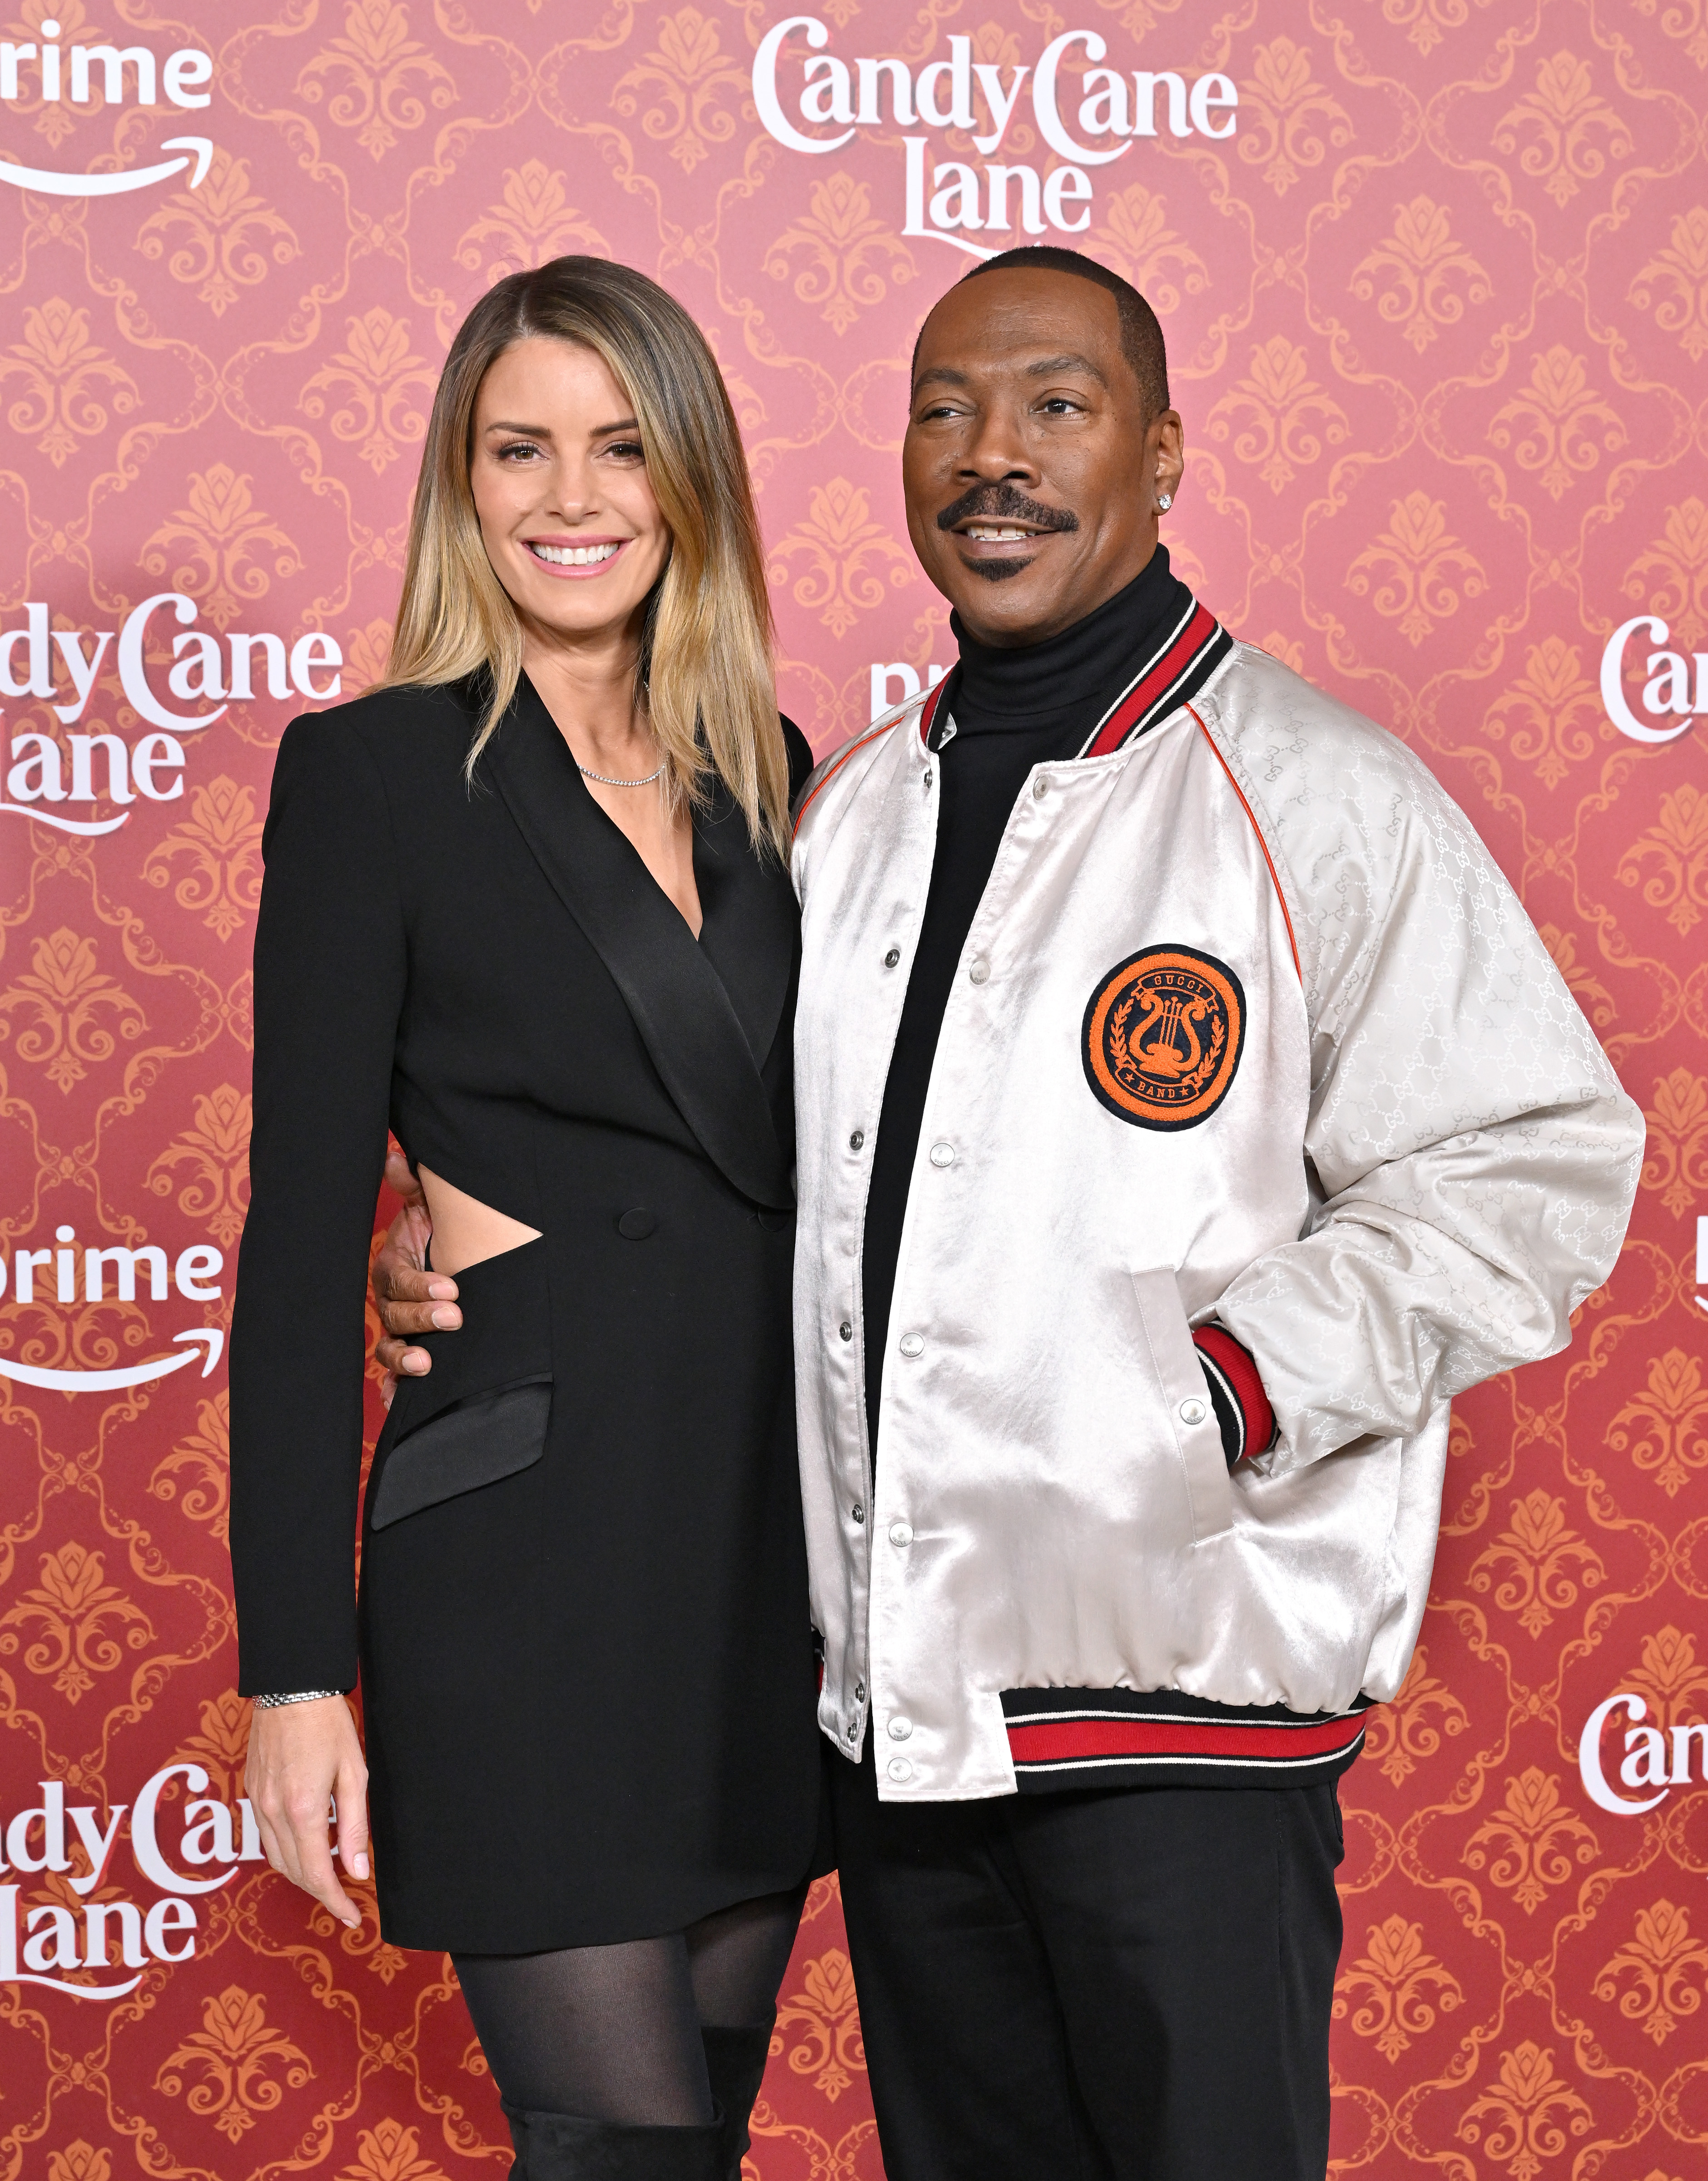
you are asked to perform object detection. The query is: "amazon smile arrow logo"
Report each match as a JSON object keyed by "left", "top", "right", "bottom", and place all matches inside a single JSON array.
[
  {"left": 0, "top": 135, "right": 212, "bottom": 196},
  {"left": 0, "top": 1328, "right": 222, "bottom": 1394}
]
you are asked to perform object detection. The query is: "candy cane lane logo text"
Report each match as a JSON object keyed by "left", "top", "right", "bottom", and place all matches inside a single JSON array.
[{"left": 754, "top": 15, "right": 1237, "bottom": 261}]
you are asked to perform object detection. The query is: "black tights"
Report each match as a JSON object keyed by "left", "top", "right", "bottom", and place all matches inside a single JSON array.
[{"left": 453, "top": 1886, "right": 805, "bottom": 2126}]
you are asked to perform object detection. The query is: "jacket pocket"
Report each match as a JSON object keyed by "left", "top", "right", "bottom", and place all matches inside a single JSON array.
[
  {"left": 1128, "top": 1267, "right": 1234, "bottom": 1545},
  {"left": 370, "top": 1375, "right": 552, "bottom": 1531}
]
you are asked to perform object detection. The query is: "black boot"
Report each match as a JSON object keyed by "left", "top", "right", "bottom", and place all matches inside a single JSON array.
[
  {"left": 700, "top": 2020, "right": 775, "bottom": 2181},
  {"left": 501, "top": 2099, "right": 725, "bottom": 2180}
]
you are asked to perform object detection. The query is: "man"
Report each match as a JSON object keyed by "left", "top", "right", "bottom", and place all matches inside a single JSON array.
[{"left": 378, "top": 249, "right": 1641, "bottom": 2178}]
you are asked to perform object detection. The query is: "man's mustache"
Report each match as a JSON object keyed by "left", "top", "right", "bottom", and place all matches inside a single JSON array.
[{"left": 935, "top": 483, "right": 1080, "bottom": 534}]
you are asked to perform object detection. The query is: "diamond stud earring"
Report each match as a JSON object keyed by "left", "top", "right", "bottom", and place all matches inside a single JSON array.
[{"left": 1157, "top": 493, "right": 1172, "bottom": 511}]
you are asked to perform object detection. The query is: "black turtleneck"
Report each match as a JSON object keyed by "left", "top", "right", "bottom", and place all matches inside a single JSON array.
[{"left": 862, "top": 547, "right": 1194, "bottom": 1450}]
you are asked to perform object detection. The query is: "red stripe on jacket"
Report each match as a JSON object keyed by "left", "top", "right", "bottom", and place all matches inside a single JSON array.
[
  {"left": 1007, "top": 1711, "right": 1365, "bottom": 1766},
  {"left": 1082, "top": 602, "right": 1221, "bottom": 758}
]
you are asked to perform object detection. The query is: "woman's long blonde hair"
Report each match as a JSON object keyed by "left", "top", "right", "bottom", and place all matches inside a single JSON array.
[{"left": 381, "top": 257, "right": 790, "bottom": 856}]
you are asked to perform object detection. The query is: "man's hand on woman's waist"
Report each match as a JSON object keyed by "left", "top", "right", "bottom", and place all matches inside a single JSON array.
[{"left": 371, "top": 1143, "right": 460, "bottom": 1391}]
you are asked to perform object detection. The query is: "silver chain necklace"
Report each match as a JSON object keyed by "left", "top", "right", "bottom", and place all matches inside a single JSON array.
[{"left": 577, "top": 758, "right": 665, "bottom": 789}]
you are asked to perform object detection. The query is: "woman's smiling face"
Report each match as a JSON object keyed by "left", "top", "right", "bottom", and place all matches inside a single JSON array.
[{"left": 469, "top": 336, "right": 672, "bottom": 646}]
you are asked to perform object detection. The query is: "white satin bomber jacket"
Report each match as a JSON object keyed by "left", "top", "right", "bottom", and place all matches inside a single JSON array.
[{"left": 790, "top": 635, "right": 1643, "bottom": 1802}]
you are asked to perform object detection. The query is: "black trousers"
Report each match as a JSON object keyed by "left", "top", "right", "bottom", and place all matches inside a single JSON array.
[{"left": 830, "top": 1744, "right": 1346, "bottom": 2181}]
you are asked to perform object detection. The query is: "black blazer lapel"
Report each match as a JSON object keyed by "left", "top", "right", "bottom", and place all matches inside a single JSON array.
[
  {"left": 485, "top": 679, "right": 794, "bottom": 1210},
  {"left": 694, "top": 779, "right": 797, "bottom": 1077}
]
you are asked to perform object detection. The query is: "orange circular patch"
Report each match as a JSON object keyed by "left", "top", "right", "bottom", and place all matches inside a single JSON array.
[{"left": 1082, "top": 946, "right": 1246, "bottom": 1131}]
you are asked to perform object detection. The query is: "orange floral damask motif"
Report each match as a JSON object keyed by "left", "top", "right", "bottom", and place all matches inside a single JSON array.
[
  {"left": 1237, "top": 38, "right": 1354, "bottom": 197},
  {"left": 1359, "top": 1646, "right": 1470, "bottom": 1787},
  {"left": 155, "top": 1984, "right": 315, "bottom": 2142},
  {"left": 1640, "top": 1069, "right": 1708, "bottom": 1217},
  {"left": 140, "top": 466, "right": 303, "bottom": 631},
  {"left": 1594, "top": 1898, "right": 1708, "bottom": 2046},
  {"left": 765, "top": 174, "right": 917, "bottom": 334},
  {"left": 1462, "top": 1769, "right": 1600, "bottom": 1915},
  {"left": 301, "top": 310, "right": 438, "bottom": 477},
  {"left": 1204, "top": 338, "right": 1350, "bottom": 494},
  {"left": 1620, "top": 1624, "right": 1708, "bottom": 1733},
  {"left": 612, "top": 6, "right": 749, "bottom": 175},
  {"left": 455, "top": 163, "right": 610, "bottom": 284},
  {"left": 1349, "top": 196, "right": 1494, "bottom": 355},
  {"left": 1466, "top": 1488, "right": 1606, "bottom": 1637},
  {"left": 334, "top": 2120, "right": 455, "bottom": 2181},
  {"left": 774, "top": 1947, "right": 867, "bottom": 2103},
  {"left": 0, "top": 1541, "right": 153, "bottom": 1704},
  {"left": 1493, "top": 50, "right": 1633, "bottom": 209},
  {"left": 143, "top": 778, "right": 266, "bottom": 942},
  {"left": 1629, "top": 206, "right": 1708, "bottom": 364},
  {"left": 1333, "top": 1916, "right": 1465, "bottom": 2061},
  {"left": 768, "top": 480, "right": 915, "bottom": 637},
  {"left": 135, "top": 150, "right": 302, "bottom": 319},
  {"left": 0, "top": 927, "right": 145, "bottom": 1095},
  {"left": 0, "top": 296, "right": 140, "bottom": 468},
  {"left": 297, "top": 0, "right": 457, "bottom": 162},
  {"left": 1456, "top": 2041, "right": 1594, "bottom": 2179},
  {"left": 1623, "top": 496, "right": 1708, "bottom": 651},
  {"left": 151, "top": 1391, "right": 232, "bottom": 1544},
  {"left": 1607, "top": 1351, "right": 1708, "bottom": 1495},
  {"left": 1617, "top": 786, "right": 1708, "bottom": 938},
  {"left": 1345, "top": 493, "right": 1488, "bottom": 647},
  {"left": 45, "top": 2148, "right": 112, "bottom": 2181},
  {"left": 1087, "top": 182, "right": 1210, "bottom": 315},
  {"left": 1482, "top": 637, "right": 1606, "bottom": 787},
  {"left": 145, "top": 1082, "right": 252, "bottom": 1246},
  {"left": 1486, "top": 345, "right": 1625, "bottom": 502}
]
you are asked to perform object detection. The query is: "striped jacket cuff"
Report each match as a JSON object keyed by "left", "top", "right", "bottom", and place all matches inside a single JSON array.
[{"left": 1192, "top": 1323, "right": 1274, "bottom": 1468}]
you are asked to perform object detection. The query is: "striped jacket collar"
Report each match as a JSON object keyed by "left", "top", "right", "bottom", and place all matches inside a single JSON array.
[{"left": 914, "top": 592, "right": 1232, "bottom": 760}]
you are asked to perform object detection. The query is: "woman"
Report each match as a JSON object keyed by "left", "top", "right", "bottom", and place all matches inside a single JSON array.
[{"left": 229, "top": 258, "right": 822, "bottom": 2181}]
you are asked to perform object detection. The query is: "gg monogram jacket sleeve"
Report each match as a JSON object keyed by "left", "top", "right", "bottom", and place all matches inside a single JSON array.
[{"left": 789, "top": 634, "right": 1643, "bottom": 1803}]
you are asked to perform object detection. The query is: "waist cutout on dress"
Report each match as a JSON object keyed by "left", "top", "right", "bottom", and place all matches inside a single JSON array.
[{"left": 369, "top": 1238, "right": 551, "bottom": 1530}]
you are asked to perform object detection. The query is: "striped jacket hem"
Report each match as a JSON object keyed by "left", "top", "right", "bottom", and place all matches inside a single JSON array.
[{"left": 1000, "top": 1686, "right": 1373, "bottom": 1792}]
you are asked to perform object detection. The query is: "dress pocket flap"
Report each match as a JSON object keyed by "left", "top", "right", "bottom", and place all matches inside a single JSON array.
[{"left": 370, "top": 1376, "right": 552, "bottom": 1531}]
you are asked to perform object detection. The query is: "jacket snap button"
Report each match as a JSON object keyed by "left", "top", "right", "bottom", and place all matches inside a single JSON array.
[
  {"left": 855, "top": 1681, "right": 866, "bottom": 1702},
  {"left": 616, "top": 1208, "right": 655, "bottom": 1240},
  {"left": 968, "top": 958, "right": 989, "bottom": 984},
  {"left": 928, "top": 1141, "right": 954, "bottom": 1167},
  {"left": 849, "top": 1130, "right": 865, "bottom": 1150},
  {"left": 1179, "top": 1397, "right": 1207, "bottom": 1426},
  {"left": 899, "top": 1333, "right": 924, "bottom": 1358},
  {"left": 884, "top": 947, "right": 900, "bottom": 967},
  {"left": 923, "top": 768, "right": 933, "bottom": 788},
  {"left": 851, "top": 1503, "right": 865, "bottom": 1523},
  {"left": 847, "top": 1723, "right": 859, "bottom": 1742},
  {"left": 1033, "top": 778, "right": 1049, "bottom": 799},
  {"left": 888, "top": 1521, "right": 914, "bottom": 1546},
  {"left": 888, "top": 1716, "right": 912, "bottom": 1741},
  {"left": 839, "top": 1322, "right": 853, "bottom": 1341},
  {"left": 887, "top": 1757, "right": 913, "bottom": 1782}
]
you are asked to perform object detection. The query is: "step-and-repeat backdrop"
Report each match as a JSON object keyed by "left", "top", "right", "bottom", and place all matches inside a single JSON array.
[{"left": 1, "top": 4, "right": 1704, "bottom": 2176}]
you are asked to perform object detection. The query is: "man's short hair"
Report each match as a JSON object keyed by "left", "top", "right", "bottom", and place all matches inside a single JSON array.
[{"left": 917, "top": 246, "right": 1171, "bottom": 420}]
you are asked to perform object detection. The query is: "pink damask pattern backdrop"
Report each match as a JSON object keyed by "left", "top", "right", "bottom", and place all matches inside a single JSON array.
[{"left": 0, "top": 2, "right": 1705, "bottom": 2176}]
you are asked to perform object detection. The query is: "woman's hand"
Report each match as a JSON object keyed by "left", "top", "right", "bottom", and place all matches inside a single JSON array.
[
  {"left": 372, "top": 1144, "right": 458, "bottom": 1395},
  {"left": 245, "top": 1695, "right": 371, "bottom": 1928}
]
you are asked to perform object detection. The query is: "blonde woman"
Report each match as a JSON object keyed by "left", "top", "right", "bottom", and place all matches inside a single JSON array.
[{"left": 228, "top": 259, "right": 822, "bottom": 2181}]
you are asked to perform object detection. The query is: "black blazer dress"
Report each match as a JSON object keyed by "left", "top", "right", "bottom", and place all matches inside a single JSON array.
[{"left": 228, "top": 675, "right": 822, "bottom": 1953}]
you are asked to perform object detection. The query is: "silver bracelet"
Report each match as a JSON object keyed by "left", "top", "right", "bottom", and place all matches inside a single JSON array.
[{"left": 252, "top": 1689, "right": 343, "bottom": 1708}]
